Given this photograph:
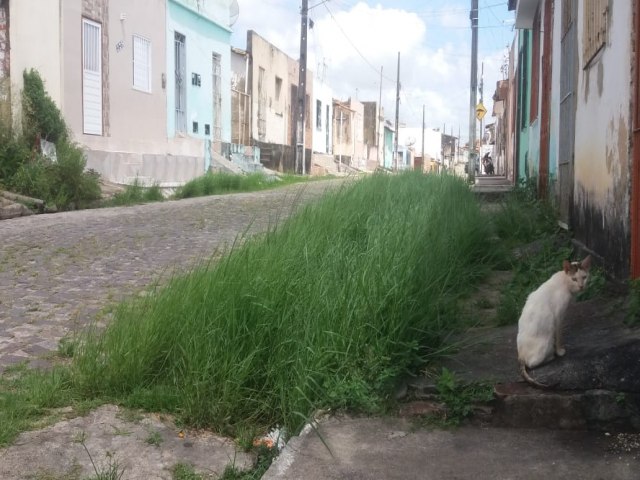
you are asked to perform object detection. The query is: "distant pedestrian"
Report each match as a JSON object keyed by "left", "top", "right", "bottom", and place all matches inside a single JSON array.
[{"left": 482, "top": 153, "right": 494, "bottom": 175}]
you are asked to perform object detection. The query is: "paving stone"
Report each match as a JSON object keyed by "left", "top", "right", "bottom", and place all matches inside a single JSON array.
[{"left": 0, "top": 181, "right": 343, "bottom": 371}]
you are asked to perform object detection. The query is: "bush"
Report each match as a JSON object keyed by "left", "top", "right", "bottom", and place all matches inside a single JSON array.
[
  {"left": 3, "top": 69, "right": 102, "bottom": 210},
  {"left": 21, "top": 69, "right": 68, "bottom": 145},
  {"left": 8, "top": 143, "right": 101, "bottom": 210},
  {"left": 8, "top": 156, "right": 51, "bottom": 200},
  {"left": 0, "top": 132, "right": 30, "bottom": 183},
  {"left": 49, "top": 141, "right": 101, "bottom": 209}
]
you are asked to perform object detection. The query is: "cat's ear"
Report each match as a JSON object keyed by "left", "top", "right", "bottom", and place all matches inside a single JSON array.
[
  {"left": 581, "top": 255, "right": 592, "bottom": 271},
  {"left": 563, "top": 260, "right": 571, "bottom": 273}
]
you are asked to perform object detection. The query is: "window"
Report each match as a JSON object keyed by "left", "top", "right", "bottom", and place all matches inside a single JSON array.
[
  {"left": 275, "top": 76, "right": 282, "bottom": 101},
  {"left": 316, "top": 100, "right": 322, "bottom": 129},
  {"left": 133, "top": 35, "right": 151, "bottom": 92},
  {"left": 583, "top": 0, "right": 607, "bottom": 67}
]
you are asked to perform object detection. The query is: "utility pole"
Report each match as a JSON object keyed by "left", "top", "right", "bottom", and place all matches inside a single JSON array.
[
  {"left": 468, "top": 0, "right": 479, "bottom": 181},
  {"left": 421, "top": 104, "right": 425, "bottom": 172},
  {"left": 479, "top": 61, "right": 484, "bottom": 162},
  {"left": 450, "top": 125, "right": 454, "bottom": 170},
  {"left": 393, "top": 52, "right": 400, "bottom": 172},
  {"left": 377, "top": 66, "right": 383, "bottom": 168},
  {"left": 295, "top": 0, "right": 309, "bottom": 175}
]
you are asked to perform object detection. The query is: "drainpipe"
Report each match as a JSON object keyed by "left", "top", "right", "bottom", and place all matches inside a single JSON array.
[{"left": 339, "top": 108, "right": 343, "bottom": 171}]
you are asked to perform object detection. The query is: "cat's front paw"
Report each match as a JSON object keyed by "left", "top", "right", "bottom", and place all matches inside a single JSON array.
[{"left": 556, "top": 348, "right": 566, "bottom": 357}]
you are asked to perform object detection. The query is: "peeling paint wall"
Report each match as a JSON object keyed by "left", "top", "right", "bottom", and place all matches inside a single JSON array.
[
  {"left": 0, "top": 0, "right": 10, "bottom": 125},
  {"left": 248, "top": 31, "right": 295, "bottom": 147},
  {"left": 9, "top": 0, "right": 63, "bottom": 132},
  {"left": 573, "top": 1, "right": 632, "bottom": 278},
  {"left": 548, "top": 0, "right": 562, "bottom": 181}
]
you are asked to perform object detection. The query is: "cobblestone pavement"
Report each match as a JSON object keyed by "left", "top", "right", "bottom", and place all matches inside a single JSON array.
[{"left": 0, "top": 180, "right": 345, "bottom": 372}]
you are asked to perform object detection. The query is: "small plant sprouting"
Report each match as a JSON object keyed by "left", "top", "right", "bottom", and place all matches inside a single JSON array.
[
  {"left": 57, "top": 336, "right": 77, "bottom": 358},
  {"left": 433, "top": 368, "right": 494, "bottom": 427},
  {"left": 145, "top": 430, "right": 163, "bottom": 447},
  {"left": 76, "top": 431, "right": 126, "bottom": 480},
  {"left": 625, "top": 278, "right": 640, "bottom": 327},
  {"left": 171, "top": 463, "right": 204, "bottom": 480}
]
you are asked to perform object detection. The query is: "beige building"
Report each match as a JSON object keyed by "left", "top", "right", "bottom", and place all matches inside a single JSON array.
[
  {"left": 333, "top": 98, "right": 366, "bottom": 169},
  {"left": 6, "top": 0, "right": 220, "bottom": 186},
  {"left": 245, "top": 30, "right": 312, "bottom": 172}
]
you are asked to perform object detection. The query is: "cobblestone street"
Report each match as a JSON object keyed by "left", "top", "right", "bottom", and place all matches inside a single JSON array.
[{"left": 0, "top": 180, "right": 343, "bottom": 372}]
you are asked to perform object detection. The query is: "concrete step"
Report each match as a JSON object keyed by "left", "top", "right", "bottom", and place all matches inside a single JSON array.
[
  {"left": 492, "top": 382, "right": 640, "bottom": 431},
  {"left": 400, "top": 293, "right": 640, "bottom": 432}
]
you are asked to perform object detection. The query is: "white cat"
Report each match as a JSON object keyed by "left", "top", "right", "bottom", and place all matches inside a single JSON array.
[{"left": 516, "top": 255, "right": 592, "bottom": 387}]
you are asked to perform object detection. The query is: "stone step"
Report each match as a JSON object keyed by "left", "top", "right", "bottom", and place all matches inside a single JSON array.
[
  {"left": 399, "top": 293, "right": 640, "bottom": 432},
  {"left": 401, "top": 378, "right": 640, "bottom": 432},
  {"left": 492, "top": 382, "right": 640, "bottom": 431}
]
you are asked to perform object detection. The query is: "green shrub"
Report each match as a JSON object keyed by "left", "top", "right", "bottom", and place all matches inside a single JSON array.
[
  {"left": 49, "top": 141, "right": 101, "bottom": 209},
  {"left": 8, "top": 156, "right": 51, "bottom": 200},
  {"left": 21, "top": 69, "right": 68, "bottom": 145},
  {"left": 0, "top": 133, "right": 30, "bottom": 182},
  {"left": 3, "top": 69, "right": 102, "bottom": 209},
  {"left": 8, "top": 143, "right": 101, "bottom": 210}
]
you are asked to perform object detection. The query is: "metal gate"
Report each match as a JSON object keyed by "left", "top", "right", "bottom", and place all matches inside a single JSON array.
[{"left": 558, "top": 0, "right": 578, "bottom": 228}]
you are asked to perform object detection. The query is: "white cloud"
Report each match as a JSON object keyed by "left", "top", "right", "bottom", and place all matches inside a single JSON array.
[{"left": 231, "top": 0, "right": 513, "bottom": 143}]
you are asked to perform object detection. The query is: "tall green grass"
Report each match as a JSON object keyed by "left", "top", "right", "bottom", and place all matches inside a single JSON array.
[
  {"left": 107, "top": 178, "right": 164, "bottom": 206},
  {"left": 173, "top": 172, "right": 307, "bottom": 199},
  {"left": 72, "top": 172, "right": 493, "bottom": 436}
]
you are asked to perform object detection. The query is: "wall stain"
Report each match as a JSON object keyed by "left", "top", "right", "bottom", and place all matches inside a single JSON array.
[
  {"left": 597, "top": 61, "right": 604, "bottom": 97},
  {"left": 574, "top": 185, "right": 630, "bottom": 279}
]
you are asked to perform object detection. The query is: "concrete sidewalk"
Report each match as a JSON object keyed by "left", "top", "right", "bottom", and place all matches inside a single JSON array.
[{"left": 264, "top": 415, "right": 639, "bottom": 480}]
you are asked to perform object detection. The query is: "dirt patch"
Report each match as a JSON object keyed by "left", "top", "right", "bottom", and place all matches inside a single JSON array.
[{"left": 0, "top": 405, "right": 253, "bottom": 479}]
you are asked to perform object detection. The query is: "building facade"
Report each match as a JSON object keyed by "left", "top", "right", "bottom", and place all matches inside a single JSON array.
[{"left": 6, "top": 0, "right": 233, "bottom": 187}]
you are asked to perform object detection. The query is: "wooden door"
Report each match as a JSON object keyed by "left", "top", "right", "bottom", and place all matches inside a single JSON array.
[
  {"left": 558, "top": 0, "right": 578, "bottom": 229},
  {"left": 539, "top": 0, "right": 553, "bottom": 198},
  {"left": 631, "top": 1, "right": 640, "bottom": 277}
]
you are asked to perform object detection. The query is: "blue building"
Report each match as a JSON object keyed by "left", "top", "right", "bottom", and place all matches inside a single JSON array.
[{"left": 167, "top": 0, "right": 232, "bottom": 170}]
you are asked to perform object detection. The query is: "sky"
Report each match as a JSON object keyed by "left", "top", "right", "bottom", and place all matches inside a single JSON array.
[{"left": 229, "top": 1, "right": 515, "bottom": 144}]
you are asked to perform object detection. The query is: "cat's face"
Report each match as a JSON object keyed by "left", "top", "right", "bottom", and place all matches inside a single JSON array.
[{"left": 562, "top": 255, "right": 592, "bottom": 293}]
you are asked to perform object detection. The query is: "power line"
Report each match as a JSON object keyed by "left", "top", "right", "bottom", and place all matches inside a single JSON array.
[{"left": 322, "top": 2, "right": 396, "bottom": 83}]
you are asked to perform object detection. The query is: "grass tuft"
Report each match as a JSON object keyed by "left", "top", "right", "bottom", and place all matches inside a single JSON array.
[
  {"left": 172, "top": 172, "right": 310, "bottom": 199},
  {"left": 107, "top": 178, "right": 164, "bottom": 206}
]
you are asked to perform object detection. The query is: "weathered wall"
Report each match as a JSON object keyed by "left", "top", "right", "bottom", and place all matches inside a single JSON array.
[
  {"left": 248, "top": 31, "right": 293, "bottom": 146},
  {"left": 312, "top": 77, "right": 332, "bottom": 155},
  {"left": 548, "top": 0, "right": 561, "bottom": 181},
  {"left": 231, "top": 48, "right": 250, "bottom": 144},
  {"left": 572, "top": 1, "right": 632, "bottom": 278},
  {"left": 9, "top": 0, "right": 62, "bottom": 130},
  {"left": 0, "top": 0, "right": 10, "bottom": 125}
]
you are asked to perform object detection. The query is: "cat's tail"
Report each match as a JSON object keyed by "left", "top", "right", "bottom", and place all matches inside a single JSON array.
[{"left": 519, "top": 362, "right": 548, "bottom": 389}]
